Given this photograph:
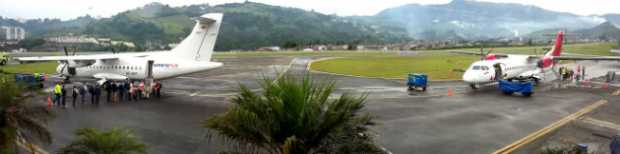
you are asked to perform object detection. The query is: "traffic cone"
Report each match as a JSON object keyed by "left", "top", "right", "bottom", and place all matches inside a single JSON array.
[
  {"left": 447, "top": 88, "right": 454, "bottom": 96},
  {"left": 47, "top": 96, "right": 52, "bottom": 109}
]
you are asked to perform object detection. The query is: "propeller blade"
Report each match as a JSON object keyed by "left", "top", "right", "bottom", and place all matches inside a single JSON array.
[
  {"left": 58, "top": 63, "right": 68, "bottom": 77},
  {"left": 63, "top": 46, "right": 69, "bottom": 56},
  {"left": 486, "top": 48, "right": 494, "bottom": 55},
  {"left": 480, "top": 47, "right": 484, "bottom": 60},
  {"left": 72, "top": 47, "right": 77, "bottom": 56}
]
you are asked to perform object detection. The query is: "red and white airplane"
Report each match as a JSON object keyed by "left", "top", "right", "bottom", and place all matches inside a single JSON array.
[{"left": 462, "top": 31, "right": 620, "bottom": 89}]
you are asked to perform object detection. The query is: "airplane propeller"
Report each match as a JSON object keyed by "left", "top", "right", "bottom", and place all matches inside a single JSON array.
[
  {"left": 58, "top": 47, "right": 70, "bottom": 78},
  {"left": 58, "top": 46, "right": 78, "bottom": 79},
  {"left": 479, "top": 47, "right": 495, "bottom": 60}
]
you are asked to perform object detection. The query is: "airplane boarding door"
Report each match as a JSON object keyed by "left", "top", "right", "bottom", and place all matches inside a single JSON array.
[
  {"left": 145, "top": 60, "right": 154, "bottom": 98},
  {"left": 146, "top": 60, "right": 154, "bottom": 78},
  {"left": 493, "top": 63, "right": 503, "bottom": 80}
]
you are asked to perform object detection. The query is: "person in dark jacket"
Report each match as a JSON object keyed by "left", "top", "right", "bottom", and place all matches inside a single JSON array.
[
  {"left": 111, "top": 82, "right": 119, "bottom": 103},
  {"left": 154, "top": 81, "right": 162, "bottom": 98},
  {"left": 612, "top": 134, "right": 620, "bottom": 154},
  {"left": 80, "top": 84, "right": 87, "bottom": 104},
  {"left": 61, "top": 84, "right": 67, "bottom": 108},
  {"left": 88, "top": 84, "right": 95, "bottom": 104},
  {"left": 124, "top": 81, "right": 131, "bottom": 101},
  {"left": 71, "top": 86, "right": 79, "bottom": 107},
  {"left": 105, "top": 81, "right": 112, "bottom": 103},
  {"left": 94, "top": 85, "right": 101, "bottom": 105}
]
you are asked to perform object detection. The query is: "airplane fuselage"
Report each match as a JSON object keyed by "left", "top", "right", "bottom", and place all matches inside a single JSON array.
[
  {"left": 57, "top": 51, "right": 222, "bottom": 80},
  {"left": 462, "top": 55, "right": 545, "bottom": 84}
]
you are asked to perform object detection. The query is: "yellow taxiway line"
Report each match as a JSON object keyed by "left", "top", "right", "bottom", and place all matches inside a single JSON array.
[{"left": 492, "top": 99, "right": 608, "bottom": 154}]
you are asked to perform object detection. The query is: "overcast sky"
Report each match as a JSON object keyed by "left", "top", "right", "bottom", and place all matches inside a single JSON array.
[{"left": 1, "top": 0, "right": 619, "bottom": 20}]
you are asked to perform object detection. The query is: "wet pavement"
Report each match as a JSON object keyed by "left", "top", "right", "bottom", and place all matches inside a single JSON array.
[{"left": 36, "top": 55, "right": 620, "bottom": 154}]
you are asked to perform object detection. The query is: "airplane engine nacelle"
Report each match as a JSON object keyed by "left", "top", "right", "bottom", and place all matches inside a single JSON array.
[
  {"left": 68, "top": 60, "right": 94, "bottom": 67},
  {"left": 537, "top": 58, "right": 553, "bottom": 68},
  {"left": 485, "top": 54, "right": 497, "bottom": 60}
]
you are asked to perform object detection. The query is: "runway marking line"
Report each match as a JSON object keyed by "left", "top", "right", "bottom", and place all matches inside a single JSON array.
[{"left": 492, "top": 99, "right": 608, "bottom": 154}]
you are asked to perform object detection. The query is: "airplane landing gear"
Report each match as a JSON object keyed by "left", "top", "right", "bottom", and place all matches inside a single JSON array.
[{"left": 469, "top": 84, "right": 479, "bottom": 89}]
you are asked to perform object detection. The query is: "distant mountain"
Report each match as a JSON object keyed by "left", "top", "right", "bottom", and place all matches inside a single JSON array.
[
  {"left": 3, "top": 2, "right": 411, "bottom": 51},
  {"left": 528, "top": 21, "right": 620, "bottom": 41},
  {"left": 2, "top": 0, "right": 618, "bottom": 50},
  {"left": 358, "top": 0, "right": 606, "bottom": 40},
  {"left": 603, "top": 14, "right": 620, "bottom": 26},
  {"left": 575, "top": 22, "right": 620, "bottom": 40}
]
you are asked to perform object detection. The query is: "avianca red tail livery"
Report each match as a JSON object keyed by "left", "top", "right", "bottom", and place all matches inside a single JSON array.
[{"left": 461, "top": 31, "right": 620, "bottom": 89}]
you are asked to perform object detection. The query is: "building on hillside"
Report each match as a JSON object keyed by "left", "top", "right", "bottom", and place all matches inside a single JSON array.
[
  {"left": 112, "top": 41, "right": 136, "bottom": 48},
  {"left": 96, "top": 38, "right": 112, "bottom": 46},
  {"left": 0, "top": 26, "right": 26, "bottom": 41},
  {"left": 167, "top": 43, "right": 178, "bottom": 49},
  {"left": 45, "top": 35, "right": 98, "bottom": 44},
  {"left": 327, "top": 44, "right": 349, "bottom": 50},
  {"left": 312, "top": 45, "right": 327, "bottom": 51},
  {"left": 257, "top": 46, "right": 281, "bottom": 51}
]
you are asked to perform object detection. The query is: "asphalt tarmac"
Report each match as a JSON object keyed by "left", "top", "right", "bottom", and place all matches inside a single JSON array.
[{"left": 37, "top": 55, "right": 619, "bottom": 154}]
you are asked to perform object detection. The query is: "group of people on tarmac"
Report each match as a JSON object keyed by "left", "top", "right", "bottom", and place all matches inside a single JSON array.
[{"left": 52, "top": 80, "right": 163, "bottom": 108}]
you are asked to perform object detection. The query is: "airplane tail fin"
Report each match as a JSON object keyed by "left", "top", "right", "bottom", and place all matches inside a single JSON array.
[
  {"left": 171, "top": 13, "right": 223, "bottom": 61},
  {"left": 544, "top": 31, "right": 564, "bottom": 57}
]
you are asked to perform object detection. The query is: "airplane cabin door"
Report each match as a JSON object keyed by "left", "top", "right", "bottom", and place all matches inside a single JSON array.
[
  {"left": 146, "top": 60, "right": 154, "bottom": 78},
  {"left": 493, "top": 63, "right": 503, "bottom": 80}
]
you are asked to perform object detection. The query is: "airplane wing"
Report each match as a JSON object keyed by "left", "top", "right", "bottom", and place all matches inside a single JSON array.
[
  {"left": 452, "top": 50, "right": 620, "bottom": 62},
  {"left": 552, "top": 56, "right": 620, "bottom": 61},
  {"left": 17, "top": 54, "right": 119, "bottom": 61},
  {"left": 449, "top": 50, "right": 509, "bottom": 58}
]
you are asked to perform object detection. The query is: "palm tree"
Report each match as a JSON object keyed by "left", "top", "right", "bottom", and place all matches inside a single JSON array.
[
  {"left": 204, "top": 74, "right": 384, "bottom": 154},
  {"left": 58, "top": 127, "right": 147, "bottom": 154},
  {"left": 0, "top": 75, "right": 53, "bottom": 154}
]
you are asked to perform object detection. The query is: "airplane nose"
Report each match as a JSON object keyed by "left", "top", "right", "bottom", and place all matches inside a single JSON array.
[{"left": 462, "top": 72, "right": 474, "bottom": 83}]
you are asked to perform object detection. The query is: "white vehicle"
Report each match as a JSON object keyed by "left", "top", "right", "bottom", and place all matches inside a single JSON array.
[
  {"left": 462, "top": 31, "right": 620, "bottom": 89},
  {"left": 18, "top": 13, "right": 224, "bottom": 82}
]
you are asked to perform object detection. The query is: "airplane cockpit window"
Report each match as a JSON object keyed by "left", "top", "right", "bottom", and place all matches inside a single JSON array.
[
  {"left": 481, "top": 66, "right": 489, "bottom": 70},
  {"left": 472, "top": 66, "right": 481, "bottom": 70}
]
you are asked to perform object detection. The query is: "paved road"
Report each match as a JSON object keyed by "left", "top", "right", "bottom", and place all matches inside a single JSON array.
[{"left": 37, "top": 55, "right": 619, "bottom": 154}]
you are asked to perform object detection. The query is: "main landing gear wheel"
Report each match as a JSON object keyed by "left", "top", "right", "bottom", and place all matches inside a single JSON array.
[{"left": 469, "top": 84, "right": 479, "bottom": 89}]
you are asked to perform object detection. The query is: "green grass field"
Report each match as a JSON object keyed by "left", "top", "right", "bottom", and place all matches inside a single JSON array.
[
  {"left": 2, "top": 42, "right": 615, "bottom": 78},
  {"left": 213, "top": 50, "right": 397, "bottom": 58},
  {"left": 440, "top": 42, "right": 617, "bottom": 56},
  {"left": 308, "top": 43, "right": 617, "bottom": 80},
  {"left": 310, "top": 53, "right": 478, "bottom": 80},
  {"left": 0, "top": 61, "right": 58, "bottom": 74}
]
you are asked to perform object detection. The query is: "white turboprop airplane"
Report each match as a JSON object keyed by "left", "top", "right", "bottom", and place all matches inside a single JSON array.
[
  {"left": 461, "top": 31, "right": 620, "bottom": 89},
  {"left": 18, "top": 13, "right": 224, "bottom": 83}
]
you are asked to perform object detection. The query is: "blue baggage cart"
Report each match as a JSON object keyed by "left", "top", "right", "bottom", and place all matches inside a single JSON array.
[
  {"left": 407, "top": 73, "right": 427, "bottom": 91},
  {"left": 498, "top": 80, "right": 533, "bottom": 97},
  {"left": 15, "top": 73, "right": 45, "bottom": 89}
]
